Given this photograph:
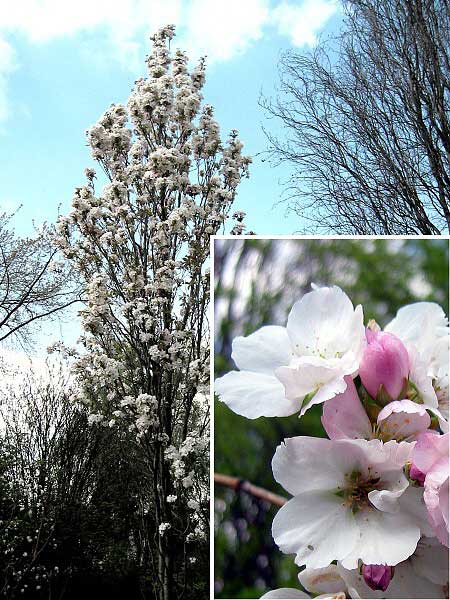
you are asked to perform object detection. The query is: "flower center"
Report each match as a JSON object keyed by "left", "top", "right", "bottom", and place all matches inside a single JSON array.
[{"left": 335, "top": 470, "right": 381, "bottom": 513}]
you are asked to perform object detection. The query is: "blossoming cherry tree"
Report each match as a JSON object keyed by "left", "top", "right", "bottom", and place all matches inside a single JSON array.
[{"left": 54, "top": 25, "right": 251, "bottom": 600}]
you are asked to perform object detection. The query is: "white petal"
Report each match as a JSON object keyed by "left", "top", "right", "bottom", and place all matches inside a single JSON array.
[
  {"left": 215, "top": 370, "right": 298, "bottom": 418},
  {"left": 275, "top": 357, "right": 351, "bottom": 417},
  {"left": 272, "top": 492, "right": 359, "bottom": 569},
  {"left": 231, "top": 326, "right": 292, "bottom": 374},
  {"left": 411, "top": 537, "right": 449, "bottom": 585},
  {"left": 340, "top": 508, "right": 421, "bottom": 568},
  {"left": 286, "top": 286, "right": 365, "bottom": 360},
  {"left": 428, "top": 335, "right": 449, "bottom": 379},
  {"left": 337, "top": 438, "right": 412, "bottom": 478},
  {"left": 298, "top": 565, "right": 347, "bottom": 595},
  {"left": 368, "top": 483, "right": 407, "bottom": 514},
  {"left": 386, "top": 560, "right": 447, "bottom": 598},
  {"left": 378, "top": 399, "right": 431, "bottom": 441},
  {"left": 398, "top": 486, "right": 435, "bottom": 538},
  {"left": 372, "top": 439, "right": 414, "bottom": 471},
  {"left": 408, "top": 346, "right": 438, "bottom": 408},
  {"left": 260, "top": 589, "right": 310, "bottom": 599},
  {"left": 299, "top": 376, "right": 349, "bottom": 418},
  {"left": 276, "top": 355, "right": 347, "bottom": 395},
  {"left": 367, "top": 469, "right": 409, "bottom": 514},
  {"left": 385, "top": 302, "right": 448, "bottom": 357},
  {"left": 272, "top": 437, "right": 349, "bottom": 496}
]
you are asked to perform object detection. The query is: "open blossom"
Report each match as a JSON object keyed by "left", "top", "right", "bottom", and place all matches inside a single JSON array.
[
  {"left": 182, "top": 471, "right": 194, "bottom": 488},
  {"left": 215, "top": 286, "right": 365, "bottom": 418},
  {"left": 271, "top": 436, "right": 420, "bottom": 569},
  {"left": 411, "top": 432, "right": 449, "bottom": 547}
]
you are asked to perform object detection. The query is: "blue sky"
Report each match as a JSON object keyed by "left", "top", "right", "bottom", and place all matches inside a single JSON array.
[{"left": 0, "top": 0, "right": 341, "bottom": 238}]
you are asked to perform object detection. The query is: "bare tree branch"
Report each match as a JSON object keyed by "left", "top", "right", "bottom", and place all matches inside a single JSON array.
[
  {"left": 0, "top": 213, "right": 82, "bottom": 346},
  {"left": 262, "top": 0, "right": 450, "bottom": 234},
  {"left": 214, "top": 472, "right": 287, "bottom": 507}
]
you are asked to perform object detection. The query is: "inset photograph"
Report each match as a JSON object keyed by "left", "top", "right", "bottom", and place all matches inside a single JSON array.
[{"left": 214, "top": 237, "right": 449, "bottom": 599}]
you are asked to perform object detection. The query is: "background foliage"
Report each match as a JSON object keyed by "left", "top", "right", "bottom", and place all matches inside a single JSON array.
[{"left": 214, "top": 238, "right": 449, "bottom": 599}]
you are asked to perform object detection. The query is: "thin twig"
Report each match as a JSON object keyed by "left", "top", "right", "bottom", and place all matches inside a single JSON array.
[{"left": 214, "top": 473, "right": 287, "bottom": 507}]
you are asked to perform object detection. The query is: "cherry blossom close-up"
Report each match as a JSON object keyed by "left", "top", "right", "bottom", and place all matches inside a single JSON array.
[{"left": 214, "top": 238, "right": 449, "bottom": 599}]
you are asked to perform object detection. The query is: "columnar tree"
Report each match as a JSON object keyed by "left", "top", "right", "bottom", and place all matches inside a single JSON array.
[
  {"left": 264, "top": 0, "right": 450, "bottom": 234},
  {"left": 54, "top": 26, "right": 251, "bottom": 600}
]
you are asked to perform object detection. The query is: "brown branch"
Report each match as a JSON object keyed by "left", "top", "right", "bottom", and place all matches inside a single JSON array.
[{"left": 214, "top": 472, "right": 287, "bottom": 507}]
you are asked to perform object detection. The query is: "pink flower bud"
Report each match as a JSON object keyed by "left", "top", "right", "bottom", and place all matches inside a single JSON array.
[
  {"left": 361, "top": 564, "right": 394, "bottom": 592},
  {"left": 359, "top": 330, "right": 409, "bottom": 401}
]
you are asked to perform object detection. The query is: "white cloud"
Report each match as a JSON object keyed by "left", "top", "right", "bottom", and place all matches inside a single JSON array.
[
  {"left": 0, "top": 0, "right": 182, "bottom": 70},
  {"left": 181, "top": 0, "right": 270, "bottom": 62},
  {"left": 0, "top": 0, "right": 339, "bottom": 122},
  {"left": 272, "top": 0, "right": 338, "bottom": 47},
  {"left": 0, "top": 0, "right": 182, "bottom": 43}
]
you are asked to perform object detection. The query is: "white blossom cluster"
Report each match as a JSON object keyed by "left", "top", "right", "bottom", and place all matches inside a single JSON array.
[
  {"left": 158, "top": 522, "right": 171, "bottom": 536},
  {"left": 164, "top": 429, "right": 209, "bottom": 542},
  {"left": 165, "top": 434, "right": 208, "bottom": 480}
]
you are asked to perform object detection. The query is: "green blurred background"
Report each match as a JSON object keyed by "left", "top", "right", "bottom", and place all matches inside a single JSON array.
[{"left": 213, "top": 238, "right": 449, "bottom": 599}]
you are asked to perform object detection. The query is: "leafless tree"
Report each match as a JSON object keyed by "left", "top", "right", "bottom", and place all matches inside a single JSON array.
[
  {"left": 0, "top": 214, "right": 82, "bottom": 346},
  {"left": 263, "top": 0, "right": 450, "bottom": 234},
  {"left": 0, "top": 360, "right": 147, "bottom": 599},
  {"left": 0, "top": 362, "right": 90, "bottom": 597}
]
